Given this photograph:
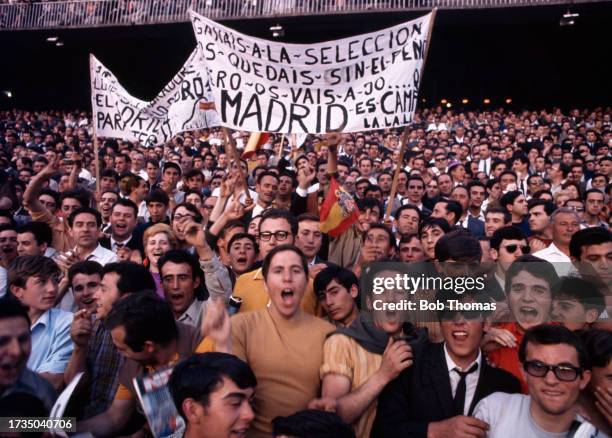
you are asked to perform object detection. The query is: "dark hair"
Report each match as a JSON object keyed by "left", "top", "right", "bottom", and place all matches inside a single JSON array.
[
  {"left": 519, "top": 324, "right": 589, "bottom": 370},
  {"left": 171, "top": 202, "right": 203, "bottom": 224},
  {"left": 499, "top": 190, "right": 523, "bottom": 209},
  {"left": 363, "top": 223, "right": 396, "bottom": 251},
  {"left": 67, "top": 207, "right": 102, "bottom": 228},
  {"left": 490, "top": 226, "right": 527, "bottom": 251},
  {"left": 532, "top": 189, "right": 554, "bottom": 200},
  {"left": 314, "top": 264, "right": 359, "bottom": 300},
  {"left": 552, "top": 276, "right": 605, "bottom": 313},
  {"left": 59, "top": 188, "right": 90, "bottom": 209},
  {"left": 418, "top": 217, "right": 452, "bottom": 237},
  {"left": 105, "top": 292, "right": 178, "bottom": 352},
  {"left": 569, "top": 227, "right": 611, "bottom": 260},
  {"left": 505, "top": 255, "right": 559, "bottom": 296},
  {"left": 435, "top": 230, "right": 481, "bottom": 262},
  {"left": 272, "top": 410, "right": 355, "bottom": 438},
  {"left": 584, "top": 188, "right": 605, "bottom": 201},
  {"left": 395, "top": 202, "right": 421, "bottom": 219},
  {"left": 227, "top": 232, "right": 259, "bottom": 254},
  {"left": 102, "top": 261, "right": 156, "bottom": 295},
  {"left": 16, "top": 221, "right": 52, "bottom": 247},
  {"left": 145, "top": 189, "right": 170, "bottom": 207},
  {"left": 8, "top": 255, "right": 60, "bottom": 290},
  {"left": 262, "top": 244, "right": 308, "bottom": 281},
  {"left": 297, "top": 213, "right": 320, "bottom": 224},
  {"left": 527, "top": 199, "right": 557, "bottom": 216},
  {"left": 256, "top": 170, "right": 280, "bottom": 185},
  {"left": 101, "top": 168, "right": 120, "bottom": 182},
  {"left": 0, "top": 295, "right": 31, "bottom": 326},
  {"left": 485, "top": 206, "right": 511, "bottom": 224},
  {"left": 435, "top": 199, "right": 462, "bottom": 224},
  {"left": 39, "top": 188, "right": 60, "bottom": 206},
  {"left": 158, "top": 250, "right": 203, "bottom": 282},
  {"left": 218, "top": 219, "right": 246, "bottom": 241},
  {"left": 357, "top": 198, "right": 382, "bottom": 218},
  {"left": 169, "top": 352, "right": 257, "bottom": 417},
  {"left": 111, "top": 198, "right": 138, "bottom": 218},
  {"left": 68, "top": 261, "right": 103, "bottom": 287},
  {"left": 259, "top": 209, "right": 298, "bottom": 236},
  {"left": 580, "top": 329, "right": 612, "bottom": 368}
]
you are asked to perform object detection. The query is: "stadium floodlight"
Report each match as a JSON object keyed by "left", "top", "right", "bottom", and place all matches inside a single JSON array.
[
  {"left": 446, "top": 102, "right": 452, "bottom": 108},
  {"left": 441, "top": 99, "right": 448, "bottom": 104},
  {"left": 56, "top": 41, "right": 64, "bottom": 47},
  {"left": 3, "top": 90, "right": 12, "bottom": 98},
  {"left": 47, "top": 36, "right": 58, "bottom": 42},
  {"left": 505, "top": 98, "right": 513, "bottom": 104},
  {"left": 462, "top": 99, "right": 469, "bottom": 104},
  {"left": 483, "top": 98, "right": 491, "bottom": 104},
  {"left": 560, "top": 10, "right": 579, "bottom": 26},
  {"left": 270, "top": 23, "right": 284, "bottom": 38}
]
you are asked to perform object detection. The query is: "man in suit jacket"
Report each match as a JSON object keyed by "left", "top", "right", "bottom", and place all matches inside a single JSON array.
[
  {"left": 371, "top": 289, "right": 521, "bottom": 438},
  {"left": 99, "top": 198, "right": 144, "bottom": 259}
]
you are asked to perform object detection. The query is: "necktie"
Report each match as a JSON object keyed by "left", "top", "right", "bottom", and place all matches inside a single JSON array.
[{"left": 453, "top": 362, "right": 479, "bottom": 416}]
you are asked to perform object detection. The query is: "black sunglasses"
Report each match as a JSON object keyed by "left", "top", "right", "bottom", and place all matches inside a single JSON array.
[
  {"left": 523, "top": 360, "right": 582, "bottom": 382},
  {"left": 439, "top": 309, "right": 483, "bottom": 322},
  {"left": 503, "top": 244, "right": 530, "bottom": 255}
]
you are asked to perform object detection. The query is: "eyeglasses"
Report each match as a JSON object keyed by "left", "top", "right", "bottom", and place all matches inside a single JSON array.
[
  {"left": 523, "top": 360, "right": 582, "bottom": 382},
  {"left": 259, "top": 231, "right": 291, "bottom": 242},
  {"left": 503, "top": 244, "right": 530, "bottom": 255}
]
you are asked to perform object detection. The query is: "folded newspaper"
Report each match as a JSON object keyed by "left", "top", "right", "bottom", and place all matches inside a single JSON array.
[{"left": 133, "top": 366, "right": 185, "bottom": 438}]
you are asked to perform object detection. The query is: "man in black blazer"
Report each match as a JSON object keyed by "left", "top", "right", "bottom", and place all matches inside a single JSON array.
[
  {"left": 371, "top": 289, "right": 521, "bottom": 438},
  {"left": 99, "top": 198, "right": 144, "bottom": 259}
]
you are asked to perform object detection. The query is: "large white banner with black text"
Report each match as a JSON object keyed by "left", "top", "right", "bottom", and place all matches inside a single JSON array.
[
  {"left": 189, "top": 10, "right": 432, "bottom": 134},
  {"left": 90, "top": 50, "right": 220, "bottom": 146}
]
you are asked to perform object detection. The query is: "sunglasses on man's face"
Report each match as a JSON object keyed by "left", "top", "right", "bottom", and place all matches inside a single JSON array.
[
  {"left": 439, "top": 309, "right": 483, "bottom": 322},
  {"left": 503, "top": 244, "right": 530, "bottom": 255},
  {"left": 523, "top": 360, "right": 582, "bottom": 382}
]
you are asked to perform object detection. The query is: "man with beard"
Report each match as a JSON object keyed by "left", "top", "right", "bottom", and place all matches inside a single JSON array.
[
  {"left": 485, "top": 255, "right": 558, "bottom": 393},
  {"left": 372, "top": 287, "right": 520, "bottom": 438},
  {"left": 0, "top": 297, "right": 57, "bottom": 411},
  {"left": 476, "top": 325, "right": 605, "bottom": 437}
]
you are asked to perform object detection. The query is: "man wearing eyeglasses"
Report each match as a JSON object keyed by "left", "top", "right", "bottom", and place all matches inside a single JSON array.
[
  {"left": 233, "top": 209, "right": 318, "bottom": 315},
  {"left": 475, "top": 325, "right": 606, "bottom": 437}
]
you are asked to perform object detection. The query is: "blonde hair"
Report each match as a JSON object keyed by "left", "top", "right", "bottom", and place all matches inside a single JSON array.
[{"left": 143, "top": 223, "right": 179, "bottom": 253}]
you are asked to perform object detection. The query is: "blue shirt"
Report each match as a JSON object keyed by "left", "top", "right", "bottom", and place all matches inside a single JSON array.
[{"left": 28, "top": 308, "right": 74, "bottom": 374}]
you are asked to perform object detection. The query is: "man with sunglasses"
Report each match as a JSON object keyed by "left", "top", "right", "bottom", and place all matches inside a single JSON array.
[
  {"left": 233, "top": 209, "right": 318, "bottom": 315},
  {"left": 475, "top": 325, "right": 606, "bottom": 437},
  {"left": 372, "top": 288, "right": 520, "bottom": 438},
  {"left": 487, "top": 227, "right": 530, "bottom": 302}
]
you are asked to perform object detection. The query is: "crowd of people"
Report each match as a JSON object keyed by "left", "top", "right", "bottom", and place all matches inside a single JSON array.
[{"left": 0, "top": 106, "right": 611, "bottom": 437}]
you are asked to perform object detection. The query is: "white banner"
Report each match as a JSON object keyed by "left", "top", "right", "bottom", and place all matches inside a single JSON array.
[
  {"left": 189, "top": 10, "right": 432, "bottom": 134},
  {"left": 90, "top": 50, "right": 220, "bottom": 147}
]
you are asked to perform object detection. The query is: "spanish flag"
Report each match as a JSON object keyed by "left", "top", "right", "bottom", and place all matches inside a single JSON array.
[
  {"left": 242, "top": 132, "right": 271, "bottom": 159},
  {"left": 319, "top": 177, "right": 360, "bottom": 238}
]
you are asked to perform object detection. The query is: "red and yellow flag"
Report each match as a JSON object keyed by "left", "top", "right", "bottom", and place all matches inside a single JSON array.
[
  {"left": 242, "top": 132, "right": 271, "bottom": 159},
  {"left": 319, "top": 177, "right": 360, "bottom": 238}
]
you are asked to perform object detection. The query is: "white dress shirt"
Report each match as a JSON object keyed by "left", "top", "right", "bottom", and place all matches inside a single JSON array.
[
  {"left": 444, "top": 343, "right": 482, "bottom": 416},
  {"left": 533, "top": 243, "right": 573, "bottom": 276},
  {"left": 81, "top": 244, "right": 117, "bottom": 266}
]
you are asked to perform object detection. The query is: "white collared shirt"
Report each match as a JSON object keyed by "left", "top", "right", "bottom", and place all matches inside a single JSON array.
[
  {"left": 533, "top": 243, "right": 573, "bottom": 276},
  {"left": 444, "top": 343, "right": 482, "bottom": 416},
  {"left": 81, "top": 244, "right": 117, "bottom": 266}
]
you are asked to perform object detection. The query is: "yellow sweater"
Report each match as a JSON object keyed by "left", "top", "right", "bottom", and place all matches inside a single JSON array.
[{"left": 232, "top": 268, "right": 320, "bottom": 316}]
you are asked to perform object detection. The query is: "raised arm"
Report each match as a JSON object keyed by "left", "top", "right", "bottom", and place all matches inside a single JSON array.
[{"left": 23, "top": 159, "right": 58, "bottom": 215}]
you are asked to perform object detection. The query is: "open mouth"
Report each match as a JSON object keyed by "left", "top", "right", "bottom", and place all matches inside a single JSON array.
[
  {"left": 231, "top": 429, "right": 249, "bottom": 438},
  {"left": 519, "top": 306, "right": 539, "bottom": 319},
  {"left": 236, "top": 256, "right": 247, "bottom": 265},
  {"left": 280, "top": 288, "right": 294, "bottom": 303},
  {"left": 541, "top": 389, "right": 564, "bottom": 398},
  {"left": 452, "top": 330, "right": 468, "bottom": 341},
  {"left": 81, "top": 297, "right": 95, "bottom": 306}
]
